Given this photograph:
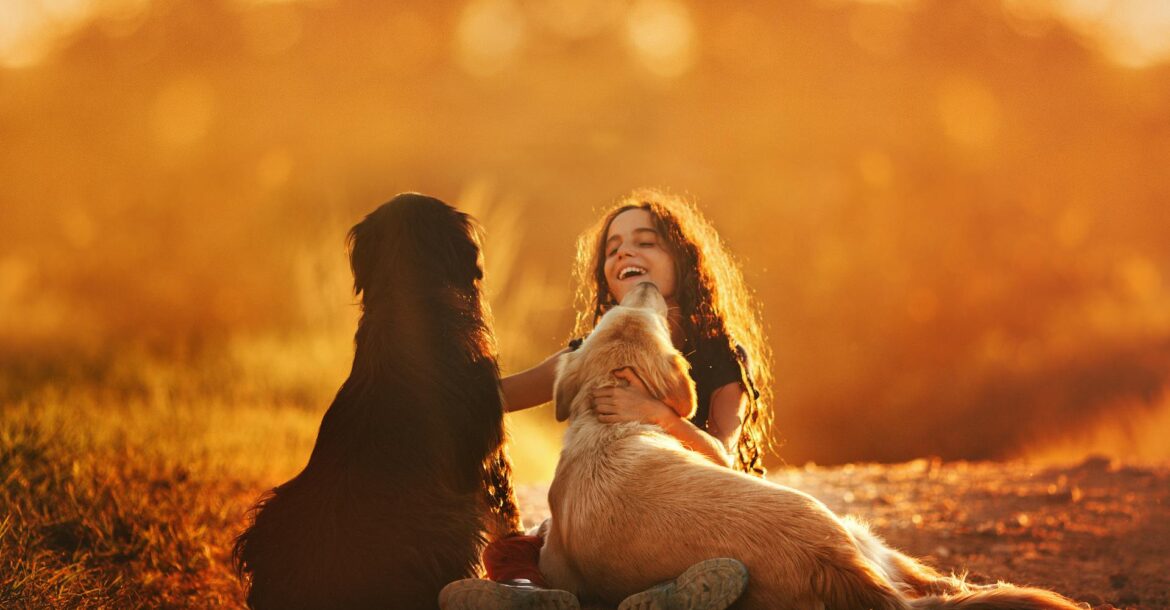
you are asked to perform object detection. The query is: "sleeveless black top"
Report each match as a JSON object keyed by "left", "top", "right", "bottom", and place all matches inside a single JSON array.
[{"left": 567, "top": 335, "right": 758, "bottom": 430}]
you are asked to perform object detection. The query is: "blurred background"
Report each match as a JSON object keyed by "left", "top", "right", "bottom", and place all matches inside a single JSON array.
[{"left": 3, "top": 0, "right": 1169, "bottom": 484}]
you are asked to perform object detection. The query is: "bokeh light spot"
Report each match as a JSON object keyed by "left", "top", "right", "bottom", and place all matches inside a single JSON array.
[
  {"left": 1001, "top": 0, "right": 1170, "bottom": 68},
  {"left": 1092, "top": 1, "right": 1170, "bottom": 69},
  {"left": 41, "top": 0, "right": 96, "bottom": 20},
  {"left": 0, "top": 0, "right": 60, "bottom": 69},
  {"left": 0, "top": 257, "right": 33, "bottom": 307},
  {"left": 455, "top": 0, "right": 528, "bottom": 77},
  {"left": 625, "top": 0, "right": 696, "bottom": 78},
  {"left": 1118, "top": 255, "right": 1162, "bottom": 302}
]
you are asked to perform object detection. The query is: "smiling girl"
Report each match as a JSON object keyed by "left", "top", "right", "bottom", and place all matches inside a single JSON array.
[
  {"left": 441, "top": 189, "right": 773, "bottom": 610},
  {"left": 505, "top": 188, "right": 772, "bottom": 474}
]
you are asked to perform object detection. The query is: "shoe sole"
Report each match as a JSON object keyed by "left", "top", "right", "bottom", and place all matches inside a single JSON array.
[
  {"left": 439, "top": 578, "right": 580, "bottom": 610},
  {"left": 617, "top": 558, "right": 749, "bottom": 610}
]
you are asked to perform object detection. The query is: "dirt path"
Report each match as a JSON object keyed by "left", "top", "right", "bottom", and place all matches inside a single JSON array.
[{"left": 515, "top": 458, "right": 1170, "bottom": 609}]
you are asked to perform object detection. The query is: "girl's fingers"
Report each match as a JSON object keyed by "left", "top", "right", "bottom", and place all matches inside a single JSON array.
[
  {"left": 593, "top": 400, "right": 615, "bottom": 412},
  {"left": 612, "top": 367, "right": 648, "bottom": 392}
]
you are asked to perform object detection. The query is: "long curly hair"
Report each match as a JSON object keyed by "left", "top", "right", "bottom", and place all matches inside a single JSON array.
[
  {"left": 571, "top": 189, "right": 774, "bottom": 476},
  {"left": 234, "top": 194, "right": 520, "bottom": 609}
]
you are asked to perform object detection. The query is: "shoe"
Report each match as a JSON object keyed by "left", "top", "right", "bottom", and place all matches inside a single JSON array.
[
  {"left": 617, "top": 558, "right": 749, "bottom": 610},
  {"left": 439, "top": 578, "right": 580, "bottom": 610}
]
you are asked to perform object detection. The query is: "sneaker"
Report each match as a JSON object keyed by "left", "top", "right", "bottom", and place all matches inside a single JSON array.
[
  {"left": 439, "top": 578, "right": 580, "bottom": 610},
  {"left": 617, "top": 558, "right": 749, "bottom": 610}
]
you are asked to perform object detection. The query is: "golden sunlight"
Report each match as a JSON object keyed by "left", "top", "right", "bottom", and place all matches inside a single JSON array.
[
  {"left": 455, "top": 0, "right": 529, "bottom": 77},
  {"left": 624, "top": 0, "right": 695, "bottom": 78},
  {"left": 1004, "top": 0, "right": 1170, "bottom": 67},
  {"left": 4, "top": 1, "right": 1170, "bottom": 604},
  {"left": 0, "top": 0, "right": 62, "bottom": 69}
]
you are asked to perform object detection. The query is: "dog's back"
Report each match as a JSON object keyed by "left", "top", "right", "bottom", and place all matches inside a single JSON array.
[{"left": 547, "top": 425, "right": 906, "bottom": 608}]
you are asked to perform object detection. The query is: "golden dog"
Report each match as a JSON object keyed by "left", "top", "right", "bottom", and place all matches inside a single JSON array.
[{"left": 538, "top": 282, "right": 1082, "bottom": 610}]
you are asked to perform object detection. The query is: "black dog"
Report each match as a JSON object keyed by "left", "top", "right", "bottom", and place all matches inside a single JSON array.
[{"left": 234, "top": 193, "right": 521, "bottom": 609}]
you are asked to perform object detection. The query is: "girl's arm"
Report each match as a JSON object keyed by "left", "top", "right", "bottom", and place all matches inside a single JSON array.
[
  {"left": 655, "top": 409, "right": 735, "bottom": 468},
  {"left": 592, "top": 371, "right": 745, "bottom": 468},
  {"left": 499, "top": 348, "right": 570, "bottom": 412},
  {"left": 703, "top": 381, "right": 748, "bottom": 455}
]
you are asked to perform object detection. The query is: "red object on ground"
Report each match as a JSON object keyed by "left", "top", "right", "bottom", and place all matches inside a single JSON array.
[{"left": 483, "top": 535, "right": 546, "bottom": 587}]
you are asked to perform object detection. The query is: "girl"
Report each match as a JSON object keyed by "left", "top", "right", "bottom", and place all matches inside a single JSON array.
[{"left": 441, "top": 189, "right": 773, "bottom": 610}]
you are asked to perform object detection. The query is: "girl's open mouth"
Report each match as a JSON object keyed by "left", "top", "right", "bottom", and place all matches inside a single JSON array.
[{"left": 617, "top": 265, "right": 648, "bottom": 280}]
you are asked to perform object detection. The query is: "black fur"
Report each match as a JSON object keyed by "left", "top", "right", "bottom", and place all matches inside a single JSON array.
[{"left": 234, "top": 193, "right": 521, "bottom": 609}]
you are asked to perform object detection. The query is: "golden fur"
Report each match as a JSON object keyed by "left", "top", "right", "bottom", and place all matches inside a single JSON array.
[{"left": 539, "top": 282, "right": 1082, "bottom": 610}]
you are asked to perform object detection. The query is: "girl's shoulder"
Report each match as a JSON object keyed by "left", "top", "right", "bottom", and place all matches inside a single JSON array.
[{"left": 694, "top": 335, "right": 760, "bottom": 400}]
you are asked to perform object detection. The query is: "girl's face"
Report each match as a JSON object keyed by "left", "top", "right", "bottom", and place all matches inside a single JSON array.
[{"left": 602, "top": 208, "right": 677, "bottom": 304}]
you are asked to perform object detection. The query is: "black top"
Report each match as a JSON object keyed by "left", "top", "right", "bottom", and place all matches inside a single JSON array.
[{"left": 567, "top": 335, "right": 758, "bottom": 430}]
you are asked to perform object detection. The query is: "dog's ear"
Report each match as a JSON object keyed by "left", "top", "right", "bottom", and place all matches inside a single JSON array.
[
  {"left": 553, "top": 352, "right": 581, "bottom": 422},
  {"left": 630, "top": 348, "right": 697, "bottom": 419},
  {"left": 660, "top": 353, "right": 697, "bottom": 419}
]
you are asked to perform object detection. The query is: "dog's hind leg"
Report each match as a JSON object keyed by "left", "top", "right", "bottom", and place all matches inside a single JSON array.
[{"left": 537, "top": 521, "right": 586, "bottom": 597}]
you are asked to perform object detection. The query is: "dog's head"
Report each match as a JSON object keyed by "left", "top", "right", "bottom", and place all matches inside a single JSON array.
[
  {"left": 348, "top": 193, "right": 484, "bottom": 306},
  {"left": 554, "top": 282, "right": 696, "bottom": 422}
]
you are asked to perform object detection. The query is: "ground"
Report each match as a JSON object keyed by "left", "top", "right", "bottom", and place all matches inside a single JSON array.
[
  {"left": 516, "top": 457, "right": 1170, "bottom": 610},
  {"left": 3, "top": 423, "right": 1167, "bottom": 609}
]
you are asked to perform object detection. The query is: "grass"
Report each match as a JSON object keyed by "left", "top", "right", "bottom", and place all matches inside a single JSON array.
[
  {"left": 0, "top": 380, "right": 320, "bottom": 608},
  {"left": 0, "top": 343, "right": 567, "bottom": 608}
]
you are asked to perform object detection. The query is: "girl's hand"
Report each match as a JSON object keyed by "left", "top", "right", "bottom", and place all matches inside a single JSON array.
[{"left": 591, "top": 367, "right": 675, "bottom": 425}]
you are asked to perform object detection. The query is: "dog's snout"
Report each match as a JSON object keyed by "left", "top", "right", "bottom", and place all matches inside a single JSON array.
[{"left": 620, "top": 282, "right": 668, "bottom": 316}]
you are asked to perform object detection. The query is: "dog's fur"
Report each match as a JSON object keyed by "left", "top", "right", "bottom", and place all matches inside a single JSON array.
[
  {"left": 539, "top": 282, "right": 1082, "bottom": 610},
  {"left": 233, "top": 194, "right": 520, "bottom": 610}
]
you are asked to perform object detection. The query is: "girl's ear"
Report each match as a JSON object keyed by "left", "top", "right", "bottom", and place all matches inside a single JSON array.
[
  {"left": 660, "top": 353, "right": 697, "bottom": 419},
  {"left": 553, "top": 352, "right": 581, "bottom": 422}
]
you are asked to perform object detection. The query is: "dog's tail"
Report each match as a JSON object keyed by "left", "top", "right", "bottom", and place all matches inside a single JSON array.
[{"left": 905, "top": 584, "right": 1084, "bottom": 610}]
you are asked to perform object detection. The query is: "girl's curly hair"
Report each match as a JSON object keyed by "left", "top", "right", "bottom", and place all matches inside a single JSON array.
[{"left": 571, "top": 188, "right": 774, "bottom": 476}]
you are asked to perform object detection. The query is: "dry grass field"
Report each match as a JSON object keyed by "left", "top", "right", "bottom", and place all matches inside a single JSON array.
[{"left": 4, "top": 376, "right": 1167, "bottom": 608}]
